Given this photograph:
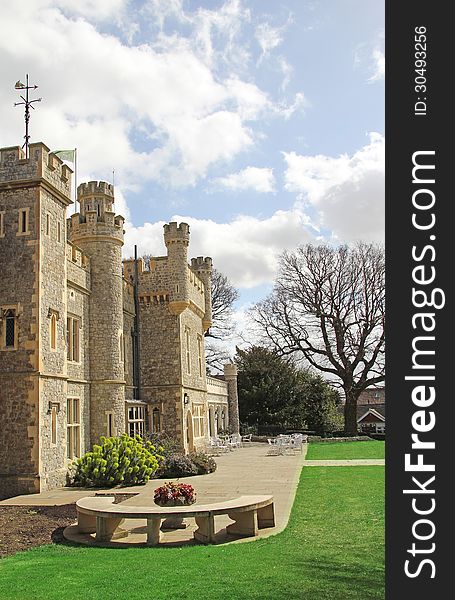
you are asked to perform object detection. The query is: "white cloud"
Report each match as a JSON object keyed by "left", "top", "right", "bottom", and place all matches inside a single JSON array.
[
  {"left": 123, "top": 209, "right": 317, "bottom": 288},
  {"left": 0, "top": 0, "right": 290, "bottom": 191},
  {"left": 354, "top": 32, "right": 385, "bottom": 84},
  {"left": 255, "top": 22, "right": 284, "bottom": 56},
  {"left": 214, "top": 166, "right": 275, "bottom": 193},
  {"left": 56, "top": 0, "right": 129, "bottom": 21},
  {"left": 368, "top": 49, "right": 385, "bottom": 82},
  {"left": 283, "top": 133, "right": 384, "bottom": 242}
]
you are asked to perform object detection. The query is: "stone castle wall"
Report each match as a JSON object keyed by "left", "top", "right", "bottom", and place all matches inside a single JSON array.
[
  {"left": 0, "top": 143, "right": 239, "bottom": 497},
  {"left": 38, "top": 184, "right": 70, "bottom": 490},
  {"left": 0, "top": 143, "right": 72, "bottom": 496}
]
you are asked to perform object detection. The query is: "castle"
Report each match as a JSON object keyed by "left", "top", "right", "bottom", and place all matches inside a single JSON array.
[{"left": 0, "top": 142, "right": 239, "bottom": 499}]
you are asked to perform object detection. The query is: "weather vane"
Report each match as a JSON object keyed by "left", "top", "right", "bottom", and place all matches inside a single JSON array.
[{"left": 14, "top": 74, "right": 42, "bottom": 159}]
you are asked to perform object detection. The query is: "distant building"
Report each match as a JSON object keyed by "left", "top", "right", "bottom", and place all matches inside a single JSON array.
[
  {"left": 356, "top": 388, "right": 385, "bottom": 434},
  {"left": 0, "top": 142, "right": 239, "bottom": 499}
]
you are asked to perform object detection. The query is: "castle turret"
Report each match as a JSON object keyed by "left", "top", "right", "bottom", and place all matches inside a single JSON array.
[
  {"left": 224, "top": 363, "right": 240, "bottom": 435},
  {"left": 68, "top": 181, "right": 126, "bottom": 445},
  {"left": 190, "top": 257, "right": 213, "bottom": 331},
  {"left": 164, "top": 222, "right": 190, "bottom": 316}
]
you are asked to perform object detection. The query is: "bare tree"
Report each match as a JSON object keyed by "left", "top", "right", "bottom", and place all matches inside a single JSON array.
[
  {"left": 250, "top": 243, "right": 385, "bottom": 435},
  {"left": 205, "top": 268, "right": 239, "bottom": 372}
]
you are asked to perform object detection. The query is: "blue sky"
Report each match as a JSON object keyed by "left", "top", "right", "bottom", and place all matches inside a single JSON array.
[{"left": 0, "top": 0, "right": 384, "bottom": 345}]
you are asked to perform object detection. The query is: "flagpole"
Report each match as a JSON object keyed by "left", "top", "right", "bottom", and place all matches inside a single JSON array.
[{"left": 74, "top": 147, "right": 78, "bottom": 214}]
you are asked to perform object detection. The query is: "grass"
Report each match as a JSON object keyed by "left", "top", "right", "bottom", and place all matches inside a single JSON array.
[
  {"left": 0, "top": 466, "right": 384, "bottom": 600},
  {"left": 305, "top": 440, "right": 385, "bottom": 460}
]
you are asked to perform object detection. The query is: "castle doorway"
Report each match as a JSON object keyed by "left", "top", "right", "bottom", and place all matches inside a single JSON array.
[{"left": 209, "top": 406, "right": 216, "bottom": 437}]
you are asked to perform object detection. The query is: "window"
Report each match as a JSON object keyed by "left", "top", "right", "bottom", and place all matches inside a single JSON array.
[
  {"left": 17, "top": 208, "right": 29, "bottom": 235},
  {"left": 123, "top": 334, "right": 128, "bottom": 374},
  {"left": 197, "top": 335, "right": 203, "bottom": 377},
  {"left": 50, "top": 313, "right": 57, "bottom": 350},
  {"left": 67, "top": 316, "right": 80, "bottom": 362},
  {"left": 106, "top": 412, "right": 114, "bottom": 437},
  {"left": 151, "top": 408, "right": 161, "bottom": 433},
  {"left": 51, "top": 406, "right": 57, "bottom": 445},
  {"left": 185, "top": 327, "right": 191, "bottom": 374},
  {"left": 57, "top": 221, "right": 61, "bottom": 243},
  {"left": 127, "top": 405, "right": 145, "bottom": 437},
  {"left": 0, "top": 211, "right": 4, "bottom": 237},
  {"left": 193, "top": 404, "right": 205, "bottom": 438},
  {"left": 119, "top": 331, "right": 124, "bottom": 364},
  {"left": 3, "top": 309, "right": 17, "bottom": 349},
  {"left": 67, "top": 398, "right": 80, "bottom": 459},
  {"left": 45, "top": 213, "right": 50, "bottom": 236}
]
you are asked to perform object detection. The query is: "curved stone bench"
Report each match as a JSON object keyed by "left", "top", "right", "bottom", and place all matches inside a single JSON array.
[{"left": 76, "top": 494, "right": 275, "bottom": 546}]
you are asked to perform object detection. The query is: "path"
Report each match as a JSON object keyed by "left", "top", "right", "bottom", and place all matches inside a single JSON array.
[
  {"left": 303, "top": 459, "right": 385, "bottom": 466},
  {"left": 2, "top": 444, "right": 306, "bottom": 546}
]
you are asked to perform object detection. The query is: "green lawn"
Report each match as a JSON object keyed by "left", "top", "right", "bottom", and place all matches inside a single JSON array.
[
  {"left": 0, "top": 466, "right": 384, "bottom": 600},
  {"left": 306, "top": 440, "right": 385, "bottom": 460}
]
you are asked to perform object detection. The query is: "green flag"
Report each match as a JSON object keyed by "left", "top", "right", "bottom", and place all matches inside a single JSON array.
[{"left": 52, "top": 149, "right": 76, "bottom": 162}]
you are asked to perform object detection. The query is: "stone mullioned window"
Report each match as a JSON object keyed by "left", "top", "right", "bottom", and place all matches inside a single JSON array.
[
  {"left": 67, "top": 398, "right": 80, "bottom": 459},
  {"left": 66, "top": 316, "right": 80, "bottom": 362},
  {"left": 193, "top": 404, "right": 205, "bottom": 438}
]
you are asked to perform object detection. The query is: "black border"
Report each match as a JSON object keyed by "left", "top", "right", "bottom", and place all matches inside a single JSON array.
[{"left": 386, "top": 2, "right": 451, "bottom": 595}]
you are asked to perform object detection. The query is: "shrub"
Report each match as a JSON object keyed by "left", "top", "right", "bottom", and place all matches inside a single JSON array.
[
  {"left": 146, "top": 432, "right": 180, "bottom": 458},
  {"left": 160, "top": 453, "right": 198, "bottom": 478},
  {"left": 189, "top": 451, "right": 217, "bottom": 475},
  {"left": 70, "top": 434, "right": 164, "bottom": 487}
]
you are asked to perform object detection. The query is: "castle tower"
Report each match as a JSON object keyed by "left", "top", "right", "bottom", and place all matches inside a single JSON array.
[
  {"left": 164, "top": 222, "right": 190, "bottom": 315},
  {"left": 190, "top": 257, "right": 213, "bottom": 331},
  {"left": 224, "top": 363, "right": 240, "bottom": 435},
  {"left": 0, "top": 143, "right": 72, "bottom": 496},
  {"left": 68, "top": 181, "right": 126, "bottom": 445}
]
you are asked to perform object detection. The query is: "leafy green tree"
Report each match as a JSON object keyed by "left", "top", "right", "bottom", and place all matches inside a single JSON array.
[{"left": 235, "top": 346, "right": 340, "bottom": 435}]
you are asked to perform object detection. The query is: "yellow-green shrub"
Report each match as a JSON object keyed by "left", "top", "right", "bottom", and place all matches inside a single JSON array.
[{"left": 70, "top": 434, "right": 164, "bottom": 487}]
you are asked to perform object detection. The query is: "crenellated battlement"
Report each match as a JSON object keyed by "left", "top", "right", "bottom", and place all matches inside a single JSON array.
[
  {"left": 164, "top": 222, "right": 190, "bottom": 247},
  {"left": 0, "top": 143, "right": 72, "bottom": 203},
  {"left": 77, "top": 181, "right": 114, "bottom": 199},
  {"left": 68, "top": 180, "right": 124, "bottom": 246},
  {"left": 191, "top": 256, "right": 213, "bottom": 270}
]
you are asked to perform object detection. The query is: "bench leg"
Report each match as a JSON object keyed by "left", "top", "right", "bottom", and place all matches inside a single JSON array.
[
  {"left": 226, "top": 509, "right": 258, "bottom": 537},
  {"left": 77, "top": 511, "right": 96, "bottom": 534},
  {"left": 95, "top": 516, "right": 124, "bottom": 542},
  {"left": 194, "top": 515, "right": 215, "bottom": 544},
  {"left": 257, "top": 503, "right": 275, "bottom": 528},
  {"left": 146, "top": 518, "right": 161, "bottom": 546}
]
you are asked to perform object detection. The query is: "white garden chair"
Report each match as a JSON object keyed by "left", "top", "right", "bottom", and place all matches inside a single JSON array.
[
  {"left": 229, "top": 434, "right": 242, "bottom": 449},
  {"left": 267, "top": 438, "right": 280, "bottom": 455},
  {"left": 209, "top": 437, "right": 229, "bottom": 455}
]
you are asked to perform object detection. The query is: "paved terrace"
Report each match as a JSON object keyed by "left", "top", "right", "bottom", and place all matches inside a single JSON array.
[
  {"left": 1, "top": 446, "right": 385, "bottom": 546},
  {"left": 1, "top": 444, "right": 307, "bottom": 546}
]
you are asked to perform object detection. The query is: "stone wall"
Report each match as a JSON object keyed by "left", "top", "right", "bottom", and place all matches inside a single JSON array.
[
  {"left": 122, "top": 281, "right": 135, "bottom": 400},
  {"left": 0, "top": 165, "right": 40, "bottom": 498},
  {"left": 0, "top": 143, "right": 72, "bottom": 496},
  {"left": 38, "top": 184, "right": 70, "bottom": 490}
]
